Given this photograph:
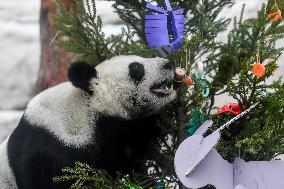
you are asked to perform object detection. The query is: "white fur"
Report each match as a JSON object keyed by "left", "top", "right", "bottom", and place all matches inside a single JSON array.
[
  {"left": 91, "top": 55, "right": 176, "bottom": 119},
  {"left": 0, "top": 136, "right": 17, "bottom": 189},
  {"left": 24, "top": 55, "right": 176, "bottom": 147},
  {"left": 24, "top": 82, "right": 94, "bottom": 147}
]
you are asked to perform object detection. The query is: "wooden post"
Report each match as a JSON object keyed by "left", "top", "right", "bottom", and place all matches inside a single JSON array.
[{"left": 36, "top": 0, "right": 77, "bottom": 93}]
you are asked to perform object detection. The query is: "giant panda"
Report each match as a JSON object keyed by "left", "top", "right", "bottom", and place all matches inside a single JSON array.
[{"left": 0, "top": 55, "right": 176, "bottom": 189}]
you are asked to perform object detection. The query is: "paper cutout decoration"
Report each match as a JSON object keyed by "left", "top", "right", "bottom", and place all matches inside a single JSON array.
[
  {"left": 194, "top": 61, "right": 210, "bottom": 97},
  {"left": 253, "top": 63, "right": 266, "bottom": 78},
  {"left": 193, "top": 120, "right": 213, "bottom": 136},
  {"left": 175, "top": 107, "right": 284, "bottom": 189},
  {"left": 183, "top": 76, "right": 193, "bottom": 88},
  {"left": 187, "top": 109, "right": 207, "bottom": 135},
  {"left": 217, "top": 102, "right": 242, "bottom": 115},
  {"left": 267, "top": 8, "right": 282, "bottom": 22},
  {"left": 145, "top": 0, "right": 185, "bottom": 57},
  {"left": 196, "top": 75, "right": 210, "bottom": 98}
]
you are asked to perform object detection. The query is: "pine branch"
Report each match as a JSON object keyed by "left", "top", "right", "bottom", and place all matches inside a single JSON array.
[{"left": 54, "top": 0, "right": 155, "bottom": 65}]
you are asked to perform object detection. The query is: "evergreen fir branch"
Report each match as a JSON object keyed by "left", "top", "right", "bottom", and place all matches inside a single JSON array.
[
  {"left": 55, "top": 0, "right": 110, "bottom": 64},
  {"left": 54, "top": 162, "right": 126, "bottom": 189},
  {"left": 214, "top": 57, "right": 284, "bottom": 161},
  {"left": 112, "top": 0, "right": 149, "bottom": 40},
  {"left": 211, "top": 5, "right": 284, "bottom": 95},
  {"left": 55, "top": 0, "right": 155, "bottom": 65},
  {"left": 218, "top": 85, "right": 284, "bottom": 161}
]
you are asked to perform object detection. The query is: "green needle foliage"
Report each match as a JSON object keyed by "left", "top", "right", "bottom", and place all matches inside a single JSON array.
[
  {"left": 211, "top": 4, "right": 284, "bottom": 162},
  {"left": 54, "top": 0, "right": 155, "bottom": 65},
  {"left": 54, "top": 162, "right": 127, "bottom": 189},
  {"left": 54, "top": 0, "right": 284, "bottom": 188},
  {"left": 55, "top": 0, "right": 109, "bottom": 64}
]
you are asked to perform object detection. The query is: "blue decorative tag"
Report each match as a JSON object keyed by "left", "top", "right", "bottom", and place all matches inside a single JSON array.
[{"left": 145, "top": 0, "right": 185, "bottom": 57}]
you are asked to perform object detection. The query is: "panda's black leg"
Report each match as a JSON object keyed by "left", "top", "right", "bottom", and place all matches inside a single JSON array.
[
  {"left": 7, "top": 117, "right": 73, "bottom": 189},
  {"left": 11, "top": 152, "right": 68, "bottom": 189},
  {"left": 28, "top": 154, "right": 65, "bottom": 189}
]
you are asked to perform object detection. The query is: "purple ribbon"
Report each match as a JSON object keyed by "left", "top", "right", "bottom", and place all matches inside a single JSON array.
[{"left": 145, "top": 0, "right": 185, "bottom": 57}]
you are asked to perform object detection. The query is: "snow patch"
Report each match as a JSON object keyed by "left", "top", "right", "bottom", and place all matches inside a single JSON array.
[{"left": 0, "top": 111, "right": 23, "bottom": 143}]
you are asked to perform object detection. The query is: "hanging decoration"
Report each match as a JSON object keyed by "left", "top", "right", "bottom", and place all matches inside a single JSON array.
[
  {"left": 174, "top": 67, "right": 193, "bottom": 89},
  {"left": 253, "top": 52, "right": 266, "bottom": 78},
  {"left": 253, "top": 63, "right": 266, "bottom": 78},
  {"left": 174, "top": 103, "right": 284, "bottom": 189},
  {"left": 195, "top": 76, "right": 210, "bottom": 98},
  {"left": 186, "top": 108, "right": 206, "bottom": 135},
  {"left": 267, "top": 9, "right": 282, "bottom": 22},
  {"left": 183, "top": 76, "right": 193, "bottom": 88},
  {"left": 145, "top": 0, "right": 185, "bottom": 57},
  {"left": 267, "top": 0, "right": 282, "bottom": 22},
  {"left": 194, "top": 61, "right": 210, "bottom": 97},
  {"left": 175, "top": 67, "right": 187, "bottom": 80},
  {"left": 217, "top": 102, "right": 242, "bottom": 116},
  {"left": 174, "top": 62, "right": 209, "bottom": 96},
  {"left": 174, "top": 67, "right": 186, "bottom": 90}
]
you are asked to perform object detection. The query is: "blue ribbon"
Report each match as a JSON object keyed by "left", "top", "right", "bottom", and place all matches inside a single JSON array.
[{"left": 145, "top": 0, "right": 185, "bottom": 57}]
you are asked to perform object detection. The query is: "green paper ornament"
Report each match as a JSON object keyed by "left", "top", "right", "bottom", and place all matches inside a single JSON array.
[{"left": 187, "top": 108, "right": 206, "bottom": 135}]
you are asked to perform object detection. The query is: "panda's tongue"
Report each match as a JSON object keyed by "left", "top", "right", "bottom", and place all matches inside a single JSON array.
[{"left": 151, "top": 88, "right": 172, "bottom": 94}]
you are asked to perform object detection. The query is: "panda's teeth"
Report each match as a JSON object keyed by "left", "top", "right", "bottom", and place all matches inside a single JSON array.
[{"left": 150, "top": 78, "right": 175, "bottom": 95}]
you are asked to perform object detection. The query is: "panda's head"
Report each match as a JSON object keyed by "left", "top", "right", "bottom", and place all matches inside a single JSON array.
[{"left": 68, "top": 55, "right": 176, "bottom": 119}]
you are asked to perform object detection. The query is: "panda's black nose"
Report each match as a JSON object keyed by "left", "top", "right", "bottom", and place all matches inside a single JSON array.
[{"left": 163, "top": 61, "right": 173, "bottom": 70}]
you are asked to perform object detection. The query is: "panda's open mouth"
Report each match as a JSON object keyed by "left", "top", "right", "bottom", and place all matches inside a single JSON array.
[{"left": 150, "top": 79, "right": 174, "bottom": 96}]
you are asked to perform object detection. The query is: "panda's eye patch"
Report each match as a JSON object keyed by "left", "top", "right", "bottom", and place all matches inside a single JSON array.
[{"left": 129, "top": 62, "right": 145, "bottom": 84}]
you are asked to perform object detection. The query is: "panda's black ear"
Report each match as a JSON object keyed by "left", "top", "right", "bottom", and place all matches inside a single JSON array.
[{"left": 68, "top": 61, "right": 97, "bottom": 95}]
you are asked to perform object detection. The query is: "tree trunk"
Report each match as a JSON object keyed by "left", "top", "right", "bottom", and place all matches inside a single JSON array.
[{"left": 36, "top": 0, "right": 77, "bottom": 93}]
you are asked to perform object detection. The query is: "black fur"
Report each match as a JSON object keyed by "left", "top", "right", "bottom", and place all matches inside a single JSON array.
[
  {"left": 129, "top": 62, "right": 145, "bottom": 84},
  {"left": 163, "top": 61, "right": 173, "bottom": 70},
  {"left": 8, "top": 114, "right": 160, "bottom": 189},
  {"left": 68, "top": 61, "right": 97, "bottom": 95}
]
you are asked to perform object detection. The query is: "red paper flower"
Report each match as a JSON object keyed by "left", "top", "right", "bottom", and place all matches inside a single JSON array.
[{"left": 217, "top": 102, "right": 242, "bottom": 115}]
